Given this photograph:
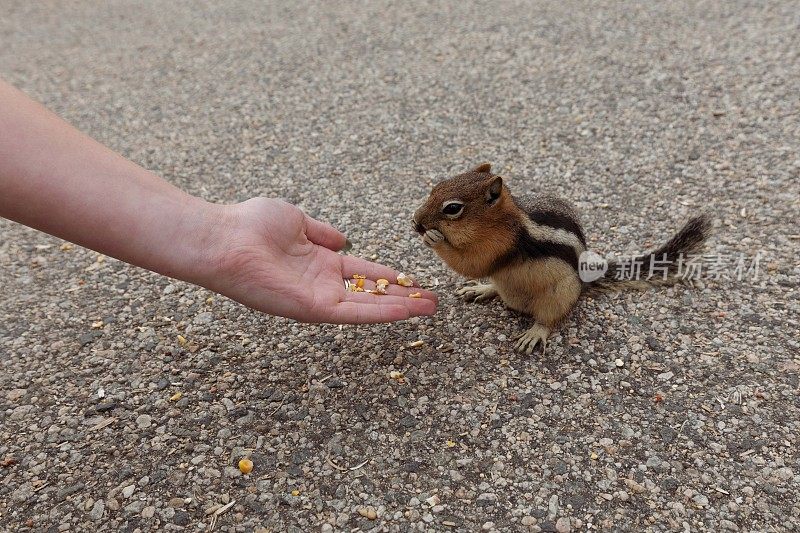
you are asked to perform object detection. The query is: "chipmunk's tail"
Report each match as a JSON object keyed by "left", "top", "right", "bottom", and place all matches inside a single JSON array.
[{"left": 583, "top": 214, "right": 712, "bottom": 296}]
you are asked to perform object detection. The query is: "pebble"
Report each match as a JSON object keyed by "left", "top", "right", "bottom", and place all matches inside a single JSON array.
[
  {"left": 358, "top": 507, "right": 377, "bottom": 520},
  {"left": 122, "top": 485, "right": 136, "bottom": 499},
  {"left": 89, "top": 500, "right": 104, "bottom": 521},
  {"left": 548, "top": 494, "right": 559, "bottom": 519},
  {"left": 136, "top": 414, "right": 152, "bottom": 429}
]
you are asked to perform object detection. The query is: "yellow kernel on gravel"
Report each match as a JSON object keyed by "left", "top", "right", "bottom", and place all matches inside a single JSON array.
[
  {"left": 238, "top": 458, "right": 253, "bottom": 474},
  {"left": 446, "top": 440, "right": 456, "bottom": 448},
  {"left": 291, "top": 490, "right": 300, "bottom": 497},
  {"left": 409, "top": 292, "right": 422, "bottom": 298},
  {"left": 170, "top": 392, "right": 183, "bottom": 402},
  {"left": 177, "top": 335, "right": 188, "bottom": 346}
]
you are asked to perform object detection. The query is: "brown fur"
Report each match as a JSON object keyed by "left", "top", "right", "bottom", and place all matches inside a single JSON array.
[
  {"left": 492, "top": 258, "right": 581, "bottom": 328},
  {"left": 413, "top": 166, "right": 523, "bottom": 279}
]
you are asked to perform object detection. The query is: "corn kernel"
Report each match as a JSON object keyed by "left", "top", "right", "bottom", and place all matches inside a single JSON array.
[
  {"left": 170, "top": 392, "right": 183, "bottom": 402},
  {"left": 409, "top": 292, "right": 422, "bottom": 298},
  {"left": 396, "top": 273, "right": 414, "bottom": 287},
  {"left": 353, "top": 274, "right": 366, "bottom": 279},
  {"left": 376, "top": 278, "right": 389, "bottom": 287},
  {"left": 355, "top": 278, "right": 365, "bottom": 289},
  {"left": 238, "top": 458, "right": 253, "bottom": 474},
  {"left": 291, "top": 489, "right": 300, "bottom": 497}
]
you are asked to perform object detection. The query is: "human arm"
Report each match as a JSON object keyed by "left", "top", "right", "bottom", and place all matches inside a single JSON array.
[{"left": 0, "top": 80, "right": 437, "bottom": 323}]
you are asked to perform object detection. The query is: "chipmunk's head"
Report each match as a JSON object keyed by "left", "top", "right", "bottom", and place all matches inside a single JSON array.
[{"left": 413, "top": 163, "right": 517, "bottom": 278}]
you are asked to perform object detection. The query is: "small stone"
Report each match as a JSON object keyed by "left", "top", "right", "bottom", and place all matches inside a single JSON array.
[
  {"left": 321, "top": 525, "right": 334, "bottom": 533},
  {"left": 358, "top": 507, "right": 377, "bottom": 520},
  {"left": 556, "top": 517, "right": 571, "bottom": 533},
  {"left": 168, "top": 497, "right": 185, "bottom": 508},
  {"left": 614, "top": 358, "right": 624, "bottom": 367},
  {"left": 625, "top": 479, "right": 647, "bottom": 494},
  {"left": 136, "top": 414, "right": 152, "bottom": 429},
  {"left": 720, "top": 519, "right": 739, "bottom": 531},
  {"left": 172, "top": 510, "right": 190, "bottom": 526},
  {"left": 522, "top": 516, "right": 536, "bottom": 526},
  {"left": 646, "top": 456, "right": 662, "bottom": 468},
  {"left": 122, "top": 485, "right": 136, "bottom": 499},
  {"left": 89, "top": 500, "right": 104, "bottom": 521},
  {"left": 548, "top": 494, "right": 559, "bottom": 519},
  {"left": 141, "top": 506, "right": 155, "bottom": 519},
  {"left": 194, "top": 312, "right": 213, "bottom": 325}
]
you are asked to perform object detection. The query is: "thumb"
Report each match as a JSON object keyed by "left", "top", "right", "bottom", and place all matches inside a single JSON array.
[{"left": 304, "top": 213, "right": 348, "bottom": 251}]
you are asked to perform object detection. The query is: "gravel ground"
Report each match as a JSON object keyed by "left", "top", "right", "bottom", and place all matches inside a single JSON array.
[{"left": 1, "top": 1, "right": 799, "bottom": 531}]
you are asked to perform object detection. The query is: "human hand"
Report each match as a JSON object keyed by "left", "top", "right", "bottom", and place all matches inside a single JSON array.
[{"left": 200, "top": 197, "right": 437, "bottom": 323}]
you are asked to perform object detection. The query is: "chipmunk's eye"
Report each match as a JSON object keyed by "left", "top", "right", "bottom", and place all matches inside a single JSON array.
[{"left": 442, "top": 201, "right": 464, "bottom": 218}]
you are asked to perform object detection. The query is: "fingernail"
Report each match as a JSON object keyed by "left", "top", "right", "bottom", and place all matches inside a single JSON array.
[{"left": 342, "top": 238, "right": 353, "bottom": 252}]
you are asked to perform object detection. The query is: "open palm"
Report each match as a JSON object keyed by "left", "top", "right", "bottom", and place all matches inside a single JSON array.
[{"left": 208, "top": 197, "right": 437, "bottom": 323}]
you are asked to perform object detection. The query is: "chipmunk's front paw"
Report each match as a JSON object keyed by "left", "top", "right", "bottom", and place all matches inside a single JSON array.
[
  {"left": 422, "top": 229, "right": 445, "bottom": 247},
  {"left": 456, "top": 281, "right": 498, "bottom": 303},
  {"left": 514, "top": 324, "right": 551, "bottom": 355}
]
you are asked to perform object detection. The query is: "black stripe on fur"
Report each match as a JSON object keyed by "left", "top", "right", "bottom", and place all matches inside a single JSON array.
[
  {"left": 491, "top": 225, "right": 579, "bottom": 274},
  {"left": 526, "top": 210, "right": 587, "bottom": 248}
]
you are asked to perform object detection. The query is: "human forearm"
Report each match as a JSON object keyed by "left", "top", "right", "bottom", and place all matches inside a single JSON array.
[{"left": 0, "top": 80, "right": 218, "bottom": 283}]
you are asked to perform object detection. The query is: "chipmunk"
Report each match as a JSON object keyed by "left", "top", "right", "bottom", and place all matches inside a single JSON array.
[{"left": 413, "top": 163, "right": 711, "bottom": 354}]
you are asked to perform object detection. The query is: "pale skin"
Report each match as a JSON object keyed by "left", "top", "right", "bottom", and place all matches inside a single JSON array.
[{"left": 0, "top": 80, "right": 437, "bottom": 324}]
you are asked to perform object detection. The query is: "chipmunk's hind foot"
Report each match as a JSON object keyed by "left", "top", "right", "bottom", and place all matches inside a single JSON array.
[
  {"left": 456, "top": 281, "right": 498, "bottom": 303},
  {"left": 514, "top": 324, "right": 551, "bottom": 355}
]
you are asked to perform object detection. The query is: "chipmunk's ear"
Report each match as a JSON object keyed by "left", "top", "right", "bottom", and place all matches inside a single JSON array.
[
  {"left": 471, "top": 162, "right": 492, "bottom": 174},
  {"left": 486, "top": 176, "right": 503, "bottom": 204}
]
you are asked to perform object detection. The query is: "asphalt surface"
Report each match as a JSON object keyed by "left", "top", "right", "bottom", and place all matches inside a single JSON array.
[{"left": 1, "top": 1, "right": 799, "bottom": 531}]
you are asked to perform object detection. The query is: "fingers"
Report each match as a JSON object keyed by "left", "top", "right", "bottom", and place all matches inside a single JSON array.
[
  {"left": 327, "top": 294, "right": 436, "bottom": 324},
  {"left": 327, "top": 302, "right": 412, "bottom": 324},
  {"left": 304, "top": 213, "right": 347, "bottom": 251},
  {"left": 342, "top": 291, "right": 436, "bottom": 315}
]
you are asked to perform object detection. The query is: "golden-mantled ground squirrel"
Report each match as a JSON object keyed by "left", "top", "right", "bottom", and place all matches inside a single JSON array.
[{"left": 413, "top": 163, "right": 711, "bottom": 354}]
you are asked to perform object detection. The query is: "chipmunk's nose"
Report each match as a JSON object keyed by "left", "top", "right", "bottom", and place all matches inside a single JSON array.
[{"left": 412, "top": 214, "right": 426, "bottom": 235}]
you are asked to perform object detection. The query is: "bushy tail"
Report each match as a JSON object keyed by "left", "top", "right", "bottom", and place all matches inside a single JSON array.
[{"left": 584, "top": 214, "right": 712, "bottom": 296}]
